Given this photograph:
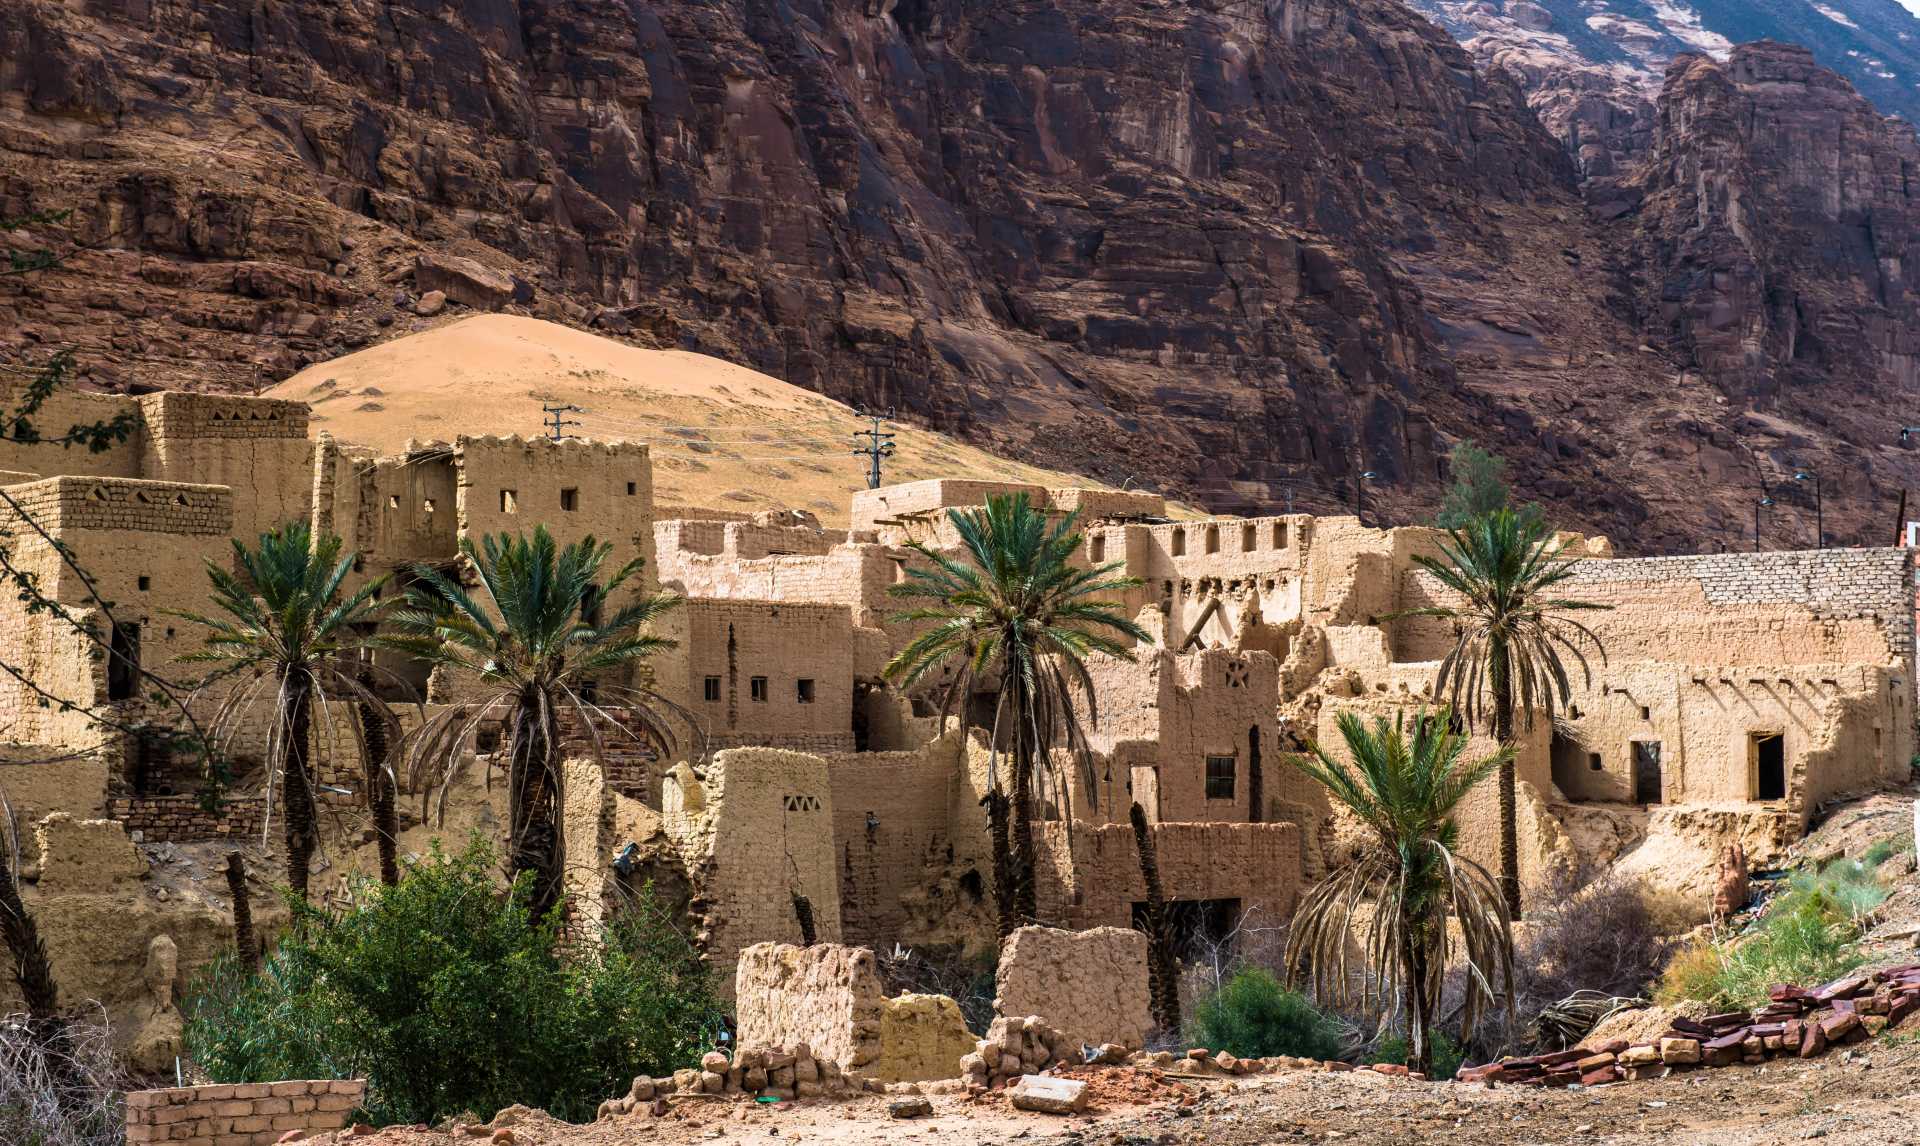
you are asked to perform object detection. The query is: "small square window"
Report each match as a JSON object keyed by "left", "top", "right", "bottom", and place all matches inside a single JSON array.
[
  {"left": 1205, "top": 755, "right": 1236, "bottom": 800},
  {"left": 387, "top": 495, "right": 400, "bottom": 510},
  {"left": 475, "top": 726, "right": 502, "bottom": 754},
  {"left": 423, "top": 498, "right": 436, "bottom": 514},
  {"left": 1090, "top": 535, "right": 1106, "bottom": 564},
  {"left": 750, "top": 676, "right": 768, "bottom": 702},
  {"left": 1272, "top": 522, "right": 1288, "bottom": 549},
  {"left": 137, "top": 575, "right": 151, "bottom": 591},
  {"left": 560, "top": 488, "right": 579, "bottom": 512},
  {"left": 797, "top": 678, "right": 816, "bottom": 704},
  {"left": 1588, "top": 753, "right": 1603, "bottom": 772},
  {"left": 703, "top": 676, "right": 721, "bottom": 702},
  {"left": 1241, "top": 524, "right": 1256, "bottom": 552},
  {"left": 627, "top": 481, "right": 638, "bottom": 496},
  {"left": 1205, "top": 525, "right": 1220, "bottom": 554},
  {"left": 1171, "top": 529, "right": 1187, "bottom": 557},
  {"left": 501, "top": 489, "right": 519, "bottom": 513},
  {"left": 1640, "top": 706, "right": 1652, "bottom": 721}
]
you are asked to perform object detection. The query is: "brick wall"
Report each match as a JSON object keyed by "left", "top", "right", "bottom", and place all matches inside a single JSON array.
[
  {"left": 110, "top": 795, "right": 265, "bottom": 843},
  {"left": 124, "top": 1079, "right": 364, "bottom": 1145}
]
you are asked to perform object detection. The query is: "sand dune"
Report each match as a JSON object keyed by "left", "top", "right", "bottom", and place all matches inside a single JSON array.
[{"left": 271, "top": 316, "right": 1107, "bottom": 526}]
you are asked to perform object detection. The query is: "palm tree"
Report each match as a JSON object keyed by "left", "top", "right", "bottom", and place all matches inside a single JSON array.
[
  {"left": 380, "top": 526, "right": 685, "bottom": 923},
  {"left": 1285, "top": 709, "right": 1514, "bottom": 1076},
  {"left": 1394, "top": 509, "right": 1608, "bottom": 919},
  {"left": 883, "top": 493, "right": 1147, "bottom": 934},
  {"left": 174, "top": 522, "right": 393, "bottom": 899}
]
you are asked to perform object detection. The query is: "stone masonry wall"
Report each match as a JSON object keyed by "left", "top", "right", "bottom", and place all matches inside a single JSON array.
[
  {"left": 994, "top": 925, "right": 1151, "bottom": 1050},
  {"left": 110, "top": 795, "right": 266, "bottom": 844},
  {"left": 124, "top": 1079, "right": 365, "bottom": 1146}
]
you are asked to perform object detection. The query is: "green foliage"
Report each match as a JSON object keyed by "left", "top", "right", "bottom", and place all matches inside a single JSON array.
[
  {"left": 1188, "top": 968, "right": 1344, "bottom": 1061},
  {"left": 1656, "top": 858, "right": 1889, "bottom": 1009},
  {"left": 1370, "top": 1030, "right": 1463, "bottom": 1079},
  {"left": 1434, "top": 440, "right": 1543, "bottom": 531},
  {"left": 1863, "top": 836, "right": 1902, "bottom": 869},
  {"left": 184, "top": 839, "right": 720, "bottom": 1126}
]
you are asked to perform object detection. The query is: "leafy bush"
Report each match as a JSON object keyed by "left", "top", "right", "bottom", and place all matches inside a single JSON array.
[
  {"left": 1369, "top": 1030, "right": 1463, "bottom": 1080},
  {"left": 1655, "top": 858, "right": 1889, "bottom": 1009},
  {"left": 1188, "top": 967, "right": 1344, "bottom": 1061},
  {"left": 186, "top": 838, "right": 720, "bottom": 1125}
]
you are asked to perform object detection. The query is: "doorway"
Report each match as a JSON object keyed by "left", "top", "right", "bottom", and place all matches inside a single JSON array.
[
  {"left": 1632, "top": 740, "right": 1663, "bottom": 804},
  {"left": 1752, "top": 733, "right": 1785, "bottom": 801}
]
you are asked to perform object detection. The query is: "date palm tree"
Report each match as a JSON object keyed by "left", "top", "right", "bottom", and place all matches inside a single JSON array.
[
  {"left": 1394, "top": 508, "right": 1607, "bottom": 918},
  {"left": 1285, "top": 709, "right": 1513, "bottom": 1077},
  {"left": 174, "top": 522, "right": 396, "bottom": 899},
  {"left": 883, "top": 492, "right": 1147, "bottom": 935},
  {"left": 380, "top": 526, "right": 686, "bottom": 923}
]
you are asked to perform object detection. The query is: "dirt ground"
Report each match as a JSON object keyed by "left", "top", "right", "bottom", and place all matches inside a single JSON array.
[{"left": 301, "top": 1040, "right": 1920, "bottom": 1146}]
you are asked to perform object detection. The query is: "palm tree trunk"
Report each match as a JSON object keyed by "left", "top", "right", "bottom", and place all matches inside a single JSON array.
[
  {"left": 1403, "top": 926, "right": 1434, "bottom": 1077},
  {"left": 1490, "top": 640, "right": 1521, "bottom": 920},
  {"left": 510, "top": 689, "right": 564, "bottom": 923},
  {"left": 1008, "top": 677, "right": 1038, "bottom": 928},
  {"left": 354, "top": 663, "right": 400, "bottom": 886},
  {"left": 282, "top": 668, "right": 318, "bottom": 900},
  {"left": 0, "top": 834, "right": 61, "bottom": 1027},
  {"left": 224, "top": 851, "right": 259, "bottom": 975},
  {"left": 1130, "top": 801, "right": 1181, "bottom": 1035},
  {"left": 985, "top": 789, "right": 1015, "bottom": 938}
]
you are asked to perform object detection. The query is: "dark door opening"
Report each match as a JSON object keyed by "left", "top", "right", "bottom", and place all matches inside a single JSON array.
[
  {"left": 1131, "top": 897, "right": 1242, "bottom": 960},
  {"left": 107, "top": 622, "right": 141, "bottom": 701},
  {"left": 1753, "top": 733, "right": 1785, "bottom": 801},
  {"left": 1247, "top": 725, "right": 1263, "bottom": 824},
  {"left": 1632, "top": 740, "right": 1663, "bottom": 805}
]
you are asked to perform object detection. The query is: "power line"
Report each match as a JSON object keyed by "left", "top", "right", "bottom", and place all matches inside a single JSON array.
[{"left": 851, "top": 409, "right": 897, "bottom": 490}]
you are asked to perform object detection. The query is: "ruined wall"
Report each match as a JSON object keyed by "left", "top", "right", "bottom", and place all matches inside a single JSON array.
[
  {"left": 109, "top": 795, "right": 265, "bottom": 844},
  {"left": 1037, "top": 821, "right": 1303, "bottom": 934},
  {"left": 733, "top": 942, "right": 885, "bottom": 1072},
  {"left": 826, "top": 731, "right": 975, "bottom": 947},
  {"left": 134, "top": 392, "right": 312, "bottom": 541},
  {"left": 994, "top": 925, "right": 1150, "bottom": 1050},
  {"left": 667, "top": 749, "right": 843, "bottom": 991},
  {"left": 124, "top": 1080, "right": 366, "bottom": 1146},
  {"left": 655, "top": 529, "right": 906, "bottom": 629},
  {"left": 0, "top": 384, "right": 144, "bottom": 479},
  {"left": 0, "top": 750, "right": 108, "bottom": 858}
]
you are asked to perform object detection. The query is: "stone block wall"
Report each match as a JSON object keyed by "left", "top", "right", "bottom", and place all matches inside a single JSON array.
[
  {"left": 1040, "top": 821, "right": 1303, "bottom": 936},
  {"left": 124, "top": 1079, "right": 365, "bottom": 1145},
  {"left": 110, "top": 795, "right": 265, "bottom": 843},
  {"left": 994, "top": 925, "right": 1150, "bottom": 1050}
]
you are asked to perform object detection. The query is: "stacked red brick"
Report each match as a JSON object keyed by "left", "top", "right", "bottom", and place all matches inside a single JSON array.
[
  {"left": 124, "top": 1080, "right": 365, "bottom": 1144},
  {"left": 1459, "top": 965, "right": 1920, "bottom": 1086}
]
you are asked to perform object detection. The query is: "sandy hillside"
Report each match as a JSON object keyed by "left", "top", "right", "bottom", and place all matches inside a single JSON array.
[{"left": 270, "top": 316, "right": 1116, "bottom": 527}]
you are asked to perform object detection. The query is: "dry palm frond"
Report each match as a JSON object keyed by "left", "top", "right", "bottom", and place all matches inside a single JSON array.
[{"left": 1533, "top": 990, "right": 1647, "bottom": 1051}]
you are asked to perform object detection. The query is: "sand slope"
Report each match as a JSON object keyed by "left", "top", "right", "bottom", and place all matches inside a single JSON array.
[{"left": 270, "top": 316, "right": 1108, "bottom": 526}]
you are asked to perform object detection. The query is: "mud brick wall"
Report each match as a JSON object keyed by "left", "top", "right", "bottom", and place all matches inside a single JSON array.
[
  {"left": 995, "top": 925, "right": 1151, "bottom": 1050},
  {"left": 110, "top": 795, "right": 265, "bottom": 843},
  {"left": 124, "top": 1079, "right": 365, "bottom": 1145},
  {"left": 733, "top": 942, "right": 885, "bottom": 1073}
]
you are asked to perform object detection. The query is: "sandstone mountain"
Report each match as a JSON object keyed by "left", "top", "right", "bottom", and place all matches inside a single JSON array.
[{"left": 2, "top": 0, "right": 1919, "bottom": 553}]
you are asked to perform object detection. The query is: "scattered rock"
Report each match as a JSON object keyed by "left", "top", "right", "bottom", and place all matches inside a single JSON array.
[
  {"left": 1008, "top": 1075, "right": 1089, "bottom": 1115},
  {"left": 887, "top": 1097, "right": 933, "bottom": 1119}
]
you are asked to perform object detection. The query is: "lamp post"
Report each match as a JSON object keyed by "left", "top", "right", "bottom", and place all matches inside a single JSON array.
[
  {"left": 1794, "top": 468, "right": 1822, "bottom": 548},
  {"left": 1754, "top": 494, "right": 1774, "bottom": 552},
  {"left": 1355, "top": 470, "right": 1377, "bottom": 526}
]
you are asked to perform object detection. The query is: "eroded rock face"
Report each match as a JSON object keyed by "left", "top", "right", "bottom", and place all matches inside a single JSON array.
[
  {"left": 1629, "top": 44, "right": 1920, "bottom": 437},
  {"left": 0, "top": 0, "right": 1674, "bottom": 540}
]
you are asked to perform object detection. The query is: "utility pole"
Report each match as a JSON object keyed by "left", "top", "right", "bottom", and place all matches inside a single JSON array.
[
  {"left": 542, "top": 402, "right": 582, "bottom": 441},
  {"left": 851, "top": 408, "right": 896, "bottom": 490}
]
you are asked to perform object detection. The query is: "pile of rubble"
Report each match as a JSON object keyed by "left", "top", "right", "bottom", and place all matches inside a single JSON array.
[
  {"left": 1460, "top": 965, "right": 1920, "bottom": 1086},
  {"left": 595, "top": 1041, "right": 866, "bottom": 1117},
  {"left": 961, "top": 1016, "right": 1078, "bottom": 1090}
]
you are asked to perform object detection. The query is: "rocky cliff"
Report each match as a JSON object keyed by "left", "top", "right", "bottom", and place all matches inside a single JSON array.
[{"left": 1, "top": 1, "right": 1918, "bottom": 552}]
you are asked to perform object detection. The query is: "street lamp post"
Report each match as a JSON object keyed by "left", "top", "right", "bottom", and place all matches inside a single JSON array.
[
  {"left": 1754, "top": 494, "right": 1774, "bottom": 552},
  {"left": 1794, "top": 469, "right": 1822, "bottom": 548}
]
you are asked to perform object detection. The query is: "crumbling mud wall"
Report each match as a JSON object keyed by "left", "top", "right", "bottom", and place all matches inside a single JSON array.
[
  {"left": 1037, "top": 821, "right": 1303, "bottom": 936},
  {"left": 994, "top": 925, "right": 1150, "bottom": 1050},
  {"left": 733, "top": 942, "right": 885, "bottom": 1072},
  {"left": 125, "top": 1080, "right": 366, "bottom": 1146}
]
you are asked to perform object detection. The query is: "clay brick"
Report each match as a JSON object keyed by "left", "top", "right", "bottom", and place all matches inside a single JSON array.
[
  {"left": 254, "top": 1098, "right": 293, "bottom": 1115},
  {"left": 270, "top": 1082, "right": 309, "bottom": 1098}
]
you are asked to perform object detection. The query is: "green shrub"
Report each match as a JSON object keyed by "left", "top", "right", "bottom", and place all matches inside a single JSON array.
[
  {"left": 1655, "top": 857, "right": 1888, "bottom": 1009},
  {"left": 1863, "top": 836, "right": 1903, "bottom": 870},
  {"left": 185, "top": 838, "right": 720, "bottom": 1125},
  {"left": 1187, "top": 968, "right": 1344, "bottom": 1061},
  {"left": 1369, "top": 1031, "right": 1463, "bottom": 1080}
]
